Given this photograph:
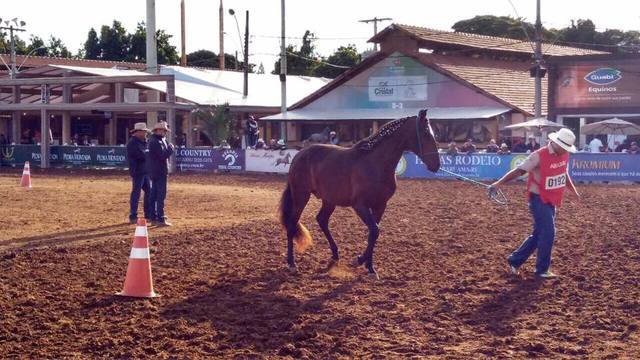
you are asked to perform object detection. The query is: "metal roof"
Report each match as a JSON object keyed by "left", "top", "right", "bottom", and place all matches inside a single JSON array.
[{"left": 263, "top": 107, "right": 510, "bottom": 121}]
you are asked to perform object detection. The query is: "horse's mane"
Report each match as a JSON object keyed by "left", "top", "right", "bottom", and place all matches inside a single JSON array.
[{"left": 355, "top": 116, "right": 412, "bottom": 151}]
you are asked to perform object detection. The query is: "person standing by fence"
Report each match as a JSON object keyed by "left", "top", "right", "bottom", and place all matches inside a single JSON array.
[
  {"left": 126, "top": 123, "right": 153, "bottom": 224},
  {"left": 489, "top": 128, "right": 580, "bottom": 279},
  {"left": 147, "top": 121, "right": 174, "bottom": 227}
]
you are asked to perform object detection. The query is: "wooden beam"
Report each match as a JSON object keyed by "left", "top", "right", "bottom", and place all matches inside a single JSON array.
[
  {"left": 0, "top": 102, "right": 195, "bottom": 112},
  {"left": 0, "top": 74, "right": 174, "bottom": 87}
]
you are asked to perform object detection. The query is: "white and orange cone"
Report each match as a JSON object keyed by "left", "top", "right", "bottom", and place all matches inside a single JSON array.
[
  {"left": 117, "top": 218, "right": 157, "bottom": 298},
  {"left": 20, "top": 161, "right": 32, "bottom": 189}
]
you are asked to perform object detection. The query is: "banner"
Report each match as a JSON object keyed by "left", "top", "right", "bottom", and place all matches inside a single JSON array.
[
  {"left": 0, "top": 145, "right": 127, "bottom": 168},
  {"left": 176, "top": 148, "right": 245, "bottom": 172},
  {"left": 396, "top": 153, "right": 524, "bottom": 180},
  {"left": 396, "top": 152, "right": 640, "bottom": 182},
  {"left": 245, "top": 149, "right": 298, "bottom": 173},
  {"left": 568, "top": 153, "right": 640, "bottom": 182},
  {"left": 555, "top": 59, "right": 640, "bottom": 108}
]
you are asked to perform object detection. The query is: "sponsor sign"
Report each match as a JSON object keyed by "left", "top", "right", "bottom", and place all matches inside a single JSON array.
[
  {"left": 396, "top": 153, "right": 512, "bottom": 180},
  {"left": 555, "top": 59, "right": 640, "bottom": 108},
  {"left": 568, "top": 153, "right": 640, "bottom": 182},
  {"left": 175, "top": 148, "right": 245, "bottom": 172},
  {"left": 368, "top": 75, "right": 428, "bottom": 102},
  {"left": 94, "top": 147, "right": 127, "bottom": 167},
  {"left": 59, "top": 146, "right": 93, "bottom": 166},
  {"left": 245, "top": 149, "right": 298, "bottom": 173}
]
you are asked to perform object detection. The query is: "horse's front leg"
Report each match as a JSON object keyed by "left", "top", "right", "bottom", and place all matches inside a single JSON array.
[{"left": 353, "top": 205, "right": 380, "bottom": 278}]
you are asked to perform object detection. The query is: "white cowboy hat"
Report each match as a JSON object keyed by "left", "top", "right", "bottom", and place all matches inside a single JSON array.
[
  {"left": 130, "top": 122, "right": 150, "bottom": 133},
  {"left": 153, "top": 121, "right": 171, "bottom": 132},
  {"left": 548, "top": 128, "right": 577, "bottom": 153},
  {"left": 277, "top": 139, "right": 285, "bottom": 146}
]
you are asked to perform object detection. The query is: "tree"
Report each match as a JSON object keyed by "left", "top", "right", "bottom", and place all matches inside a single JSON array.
[
  {"left": 125, "top": 22, "right": 178, "bottom": 64},
  {"left": 84, "top": 28, "right": 101, "bottom": 59},
  {"left": 47, "top": 36, "right": 72, "bottom": 58},
  {"left": 451, "top": 15, "right": 640, "bottom": 54},
  {"left": 273, "top": 30, "right": 319, "bottom": 75},
  {"left": 313, "top": 44, "right": 360, "bottom": 78},
  {"left": 26, "top": 36, "right": 47, "bottom": 56},
  {"left": 192, "top": 104, "right": 234, "bottom": 146},
  {"left": 186, "top": 50, "right": 246, "bottom": 70},
  {"left": 99, "top": 21, "right": 129, "bottom": 61}
]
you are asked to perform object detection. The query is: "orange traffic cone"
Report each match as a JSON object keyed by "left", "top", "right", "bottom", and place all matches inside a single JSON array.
[
  {"left": 117, "top": 218, "right": 157, "bottom": 298},
  {"left": 20, "top": 161, "right": 32, "bottom": 189}
]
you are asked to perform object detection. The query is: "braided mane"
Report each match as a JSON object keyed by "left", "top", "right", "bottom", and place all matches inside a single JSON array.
[{"left": 355, "top": 116, "right": 412, "bottom": 151}]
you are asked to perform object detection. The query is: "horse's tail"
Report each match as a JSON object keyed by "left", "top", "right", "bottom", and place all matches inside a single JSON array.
[{"left": 279, "top": 183, "right": 312, "bottom": 253}]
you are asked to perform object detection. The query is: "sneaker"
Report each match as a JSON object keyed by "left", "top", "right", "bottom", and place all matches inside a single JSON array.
[
  {"left": 507, "top": 260, "right": 519, "bottom": 275},
  {"left": 156, "top": 220, "right": 173, "bottom": 227},
  {"left": 536, "top": 271, "right": 559, "bottom": 279}
]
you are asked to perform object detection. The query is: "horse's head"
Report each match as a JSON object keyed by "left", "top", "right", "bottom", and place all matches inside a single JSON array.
[{"left": 410, "top": 109, "right": 440, "bottom": 173}]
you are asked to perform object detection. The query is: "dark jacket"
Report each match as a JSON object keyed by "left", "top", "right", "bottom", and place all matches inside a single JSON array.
[
  {"left": 127, "top": 136, "right": 148, "bottom": 177},
  {"left": 147, "top": 134, "right": 174, "bottom": 178}
]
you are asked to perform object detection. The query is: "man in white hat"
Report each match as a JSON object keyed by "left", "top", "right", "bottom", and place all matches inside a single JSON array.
[
  {"left": 147, "top": 121, "right": 174, "bottom": 226},
  {"left": 489, "top": 128, "right": 580, "bottom": 279},
  {"left": 126, "top": 122, "right": 152, "bottom": 224}
]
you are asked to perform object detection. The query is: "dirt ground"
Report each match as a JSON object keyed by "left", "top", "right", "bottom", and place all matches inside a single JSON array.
[{"left": 0, "top": 168, "right": 639, "bottom": 359}]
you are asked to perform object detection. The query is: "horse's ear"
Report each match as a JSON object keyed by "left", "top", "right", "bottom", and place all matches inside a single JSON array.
[{"left": 418, "top": 109, "right": 428, "bottom": 121}]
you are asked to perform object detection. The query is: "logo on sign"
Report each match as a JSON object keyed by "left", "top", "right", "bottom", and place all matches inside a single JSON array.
[
  {"left": 584, "top": 68, "right": 622, "bottom": 86},
  {"left": 374, "top": 81, "right": 394, "bottom": 96},
  {"left": 220, "top": 149, "right": 242, "bottom": 170}
]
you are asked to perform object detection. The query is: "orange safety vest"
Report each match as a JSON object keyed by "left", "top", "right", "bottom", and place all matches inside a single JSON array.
[{"left": 527, "top": 147, "right": 569, "bottom": 206}]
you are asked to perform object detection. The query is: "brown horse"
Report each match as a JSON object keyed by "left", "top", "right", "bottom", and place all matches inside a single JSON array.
[{"left": 279, "top": 109, "right": 440, "bottom": 278}]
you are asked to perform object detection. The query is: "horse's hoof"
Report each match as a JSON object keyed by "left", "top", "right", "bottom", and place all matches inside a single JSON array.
[
  {"left": 368, "top": 272, "right": 380, "bottom": 280},
  {"left": 288, "top": 265, "right": 297, "bottom": 273},
  {"left": 327, "top": 258, "right": 339, "bottom": 269}
]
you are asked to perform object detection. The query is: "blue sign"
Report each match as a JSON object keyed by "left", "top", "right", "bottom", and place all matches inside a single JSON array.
[
  {"left": 584, "top": 68, "right": 622, "bottom": 86},
  {"left": 176, "top": 148, "right": 245, "bottom": 172},
  {"left": 396, "top": 152, "right": 640, "bottom": 182},
  {"left": 568, "top": 153, "right": 640, "bottom": 182},
  {"left": 396, "top": 153, "right": 522, "bottom": 180}
]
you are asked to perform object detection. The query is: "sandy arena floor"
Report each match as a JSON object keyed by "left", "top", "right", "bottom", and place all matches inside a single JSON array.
[{"left": 0, "top": 168, "right": 639, "bottom": 358}]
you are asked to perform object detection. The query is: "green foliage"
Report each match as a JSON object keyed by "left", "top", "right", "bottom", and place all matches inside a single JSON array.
[
  {"left": 273, "top": 30, "right": 318, "bottom": 75},
  {"left": 313, "top": 44, "right": 360, "bottom": 78},
  {"left": 99, "top": 21, "right": 129, "bottom": 61},
  {"left": 186, "top": 49, "right": 246, "bottom": 70},
  {"left": 47, "top": 36, "right": 72, "bottom": 58},
  {"left": 192, "top": 104, "right": 234, "bottom": 146},
  {"left": 452, "top": 15, "right": 640, "bottom": 54},
  {"left": 84, "top": 28, "right": 101, "bottom": 59}
]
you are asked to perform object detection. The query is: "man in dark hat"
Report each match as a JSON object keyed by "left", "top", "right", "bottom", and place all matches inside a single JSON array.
[
  {"left": 126, "top": 122, "right": 153, "bottom": 224},
  {"left": 147, "top": 121, "right": 174, "bottom": 226}
]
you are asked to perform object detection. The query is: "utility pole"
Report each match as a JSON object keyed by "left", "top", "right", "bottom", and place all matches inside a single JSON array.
[
  {"left": 243, "top": 10, "right": 249, "bottom": 97},
  {"left": 146, "top": 0, "right": 159, "bottom": 126},
  {"left": 359, "top": 17, "right": 392, "bottom": 51},
  {"left": 280, "top": 0, "right": 287, "bottom": 141},
  {"left": 219, "top": 0, "right": 225, "bottom": 70},
  {"left": 0, "top": 19, "right": 27, "bottom": 79},
  {"left": 180, "top": 0, "right": 186, "bottom": 66},
  {"left": 534, "top": 0, "right": 542, "bottom": 118}
]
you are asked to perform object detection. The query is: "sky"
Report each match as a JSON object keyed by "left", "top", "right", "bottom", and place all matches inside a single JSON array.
[{"left": 5, "top": 0, "right": 640, "bottom": 73}]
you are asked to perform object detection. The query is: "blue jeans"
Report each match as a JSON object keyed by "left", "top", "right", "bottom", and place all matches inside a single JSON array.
[
  {"left": 150, "top": 176, "right": 168, "bottom": 221},
  {"left": 129, "top": 175, "right": 152, "bottom": 220},
  {"left": 508, "top": 193, "right": 556, "bottom": 274}
]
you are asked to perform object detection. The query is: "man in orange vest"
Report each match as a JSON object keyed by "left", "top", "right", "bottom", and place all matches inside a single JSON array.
[{"left": 489, "top": 128, "right": 580, "bottom": 279}]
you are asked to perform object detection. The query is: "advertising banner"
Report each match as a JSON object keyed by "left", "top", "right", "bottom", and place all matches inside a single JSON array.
[
  {"left": 555, "top": 59, "right": 640, "bottom": 108},
  {"left": 568, "top": 153, "right": 640, "bottom": 182},
  {"left": 176, "top": 148, "right": 245, "bottom": 172},
  {"left": 245, "top": 149, "right": 298, "bottom": 173},
  {"left": 93, "top": 147, "right": 128, "bottom": 167},
  {"left": 395, "top": 153, "right": 524, "bottom": 180},
  {"left": 396, "top": 152, "right": 640, "bottom": 182},
  {"left": 57, "top": 146, "right": 94, "bottom": 166}
]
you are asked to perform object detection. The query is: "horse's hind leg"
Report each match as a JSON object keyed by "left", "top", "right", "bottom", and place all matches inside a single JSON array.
[
  {"left": 352, "top": 205, "right": 379, "bottom": 278},
  {"left": 286, "top": 189, "right": 311, "bottom": 271},
  {"left": 316, "top": 201, "right": 338, "bottom": 262}
]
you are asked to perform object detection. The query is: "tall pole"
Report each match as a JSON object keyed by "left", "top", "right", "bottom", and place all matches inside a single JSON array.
[
  {"left": 534, "top": 0, "right": 542, "bottom": 118},
  {"left": 180, "top": 0, "right": 187, "bottom": 66},
  {"left": 146, "top": 0, "right": 159, "bottom": 126},
  {"left": 359, "top": 17, "right": 392, "bottom": 52},
  {"left": 219, "top": 0, "right": 225, "bottom": 70},
  {"left": 243, "top": 11, "right": 249, "bottom": 97},
  {"left": 280, "top": 0, "right": 287, "bottom": 141},
  {"left": 10, "top": 27, "right": 17, "bottom": 79}
]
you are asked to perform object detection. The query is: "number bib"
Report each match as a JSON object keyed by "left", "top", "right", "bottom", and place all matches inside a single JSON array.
[{"left": 545, "top": 173, "right": 566, "bottom": 190}]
